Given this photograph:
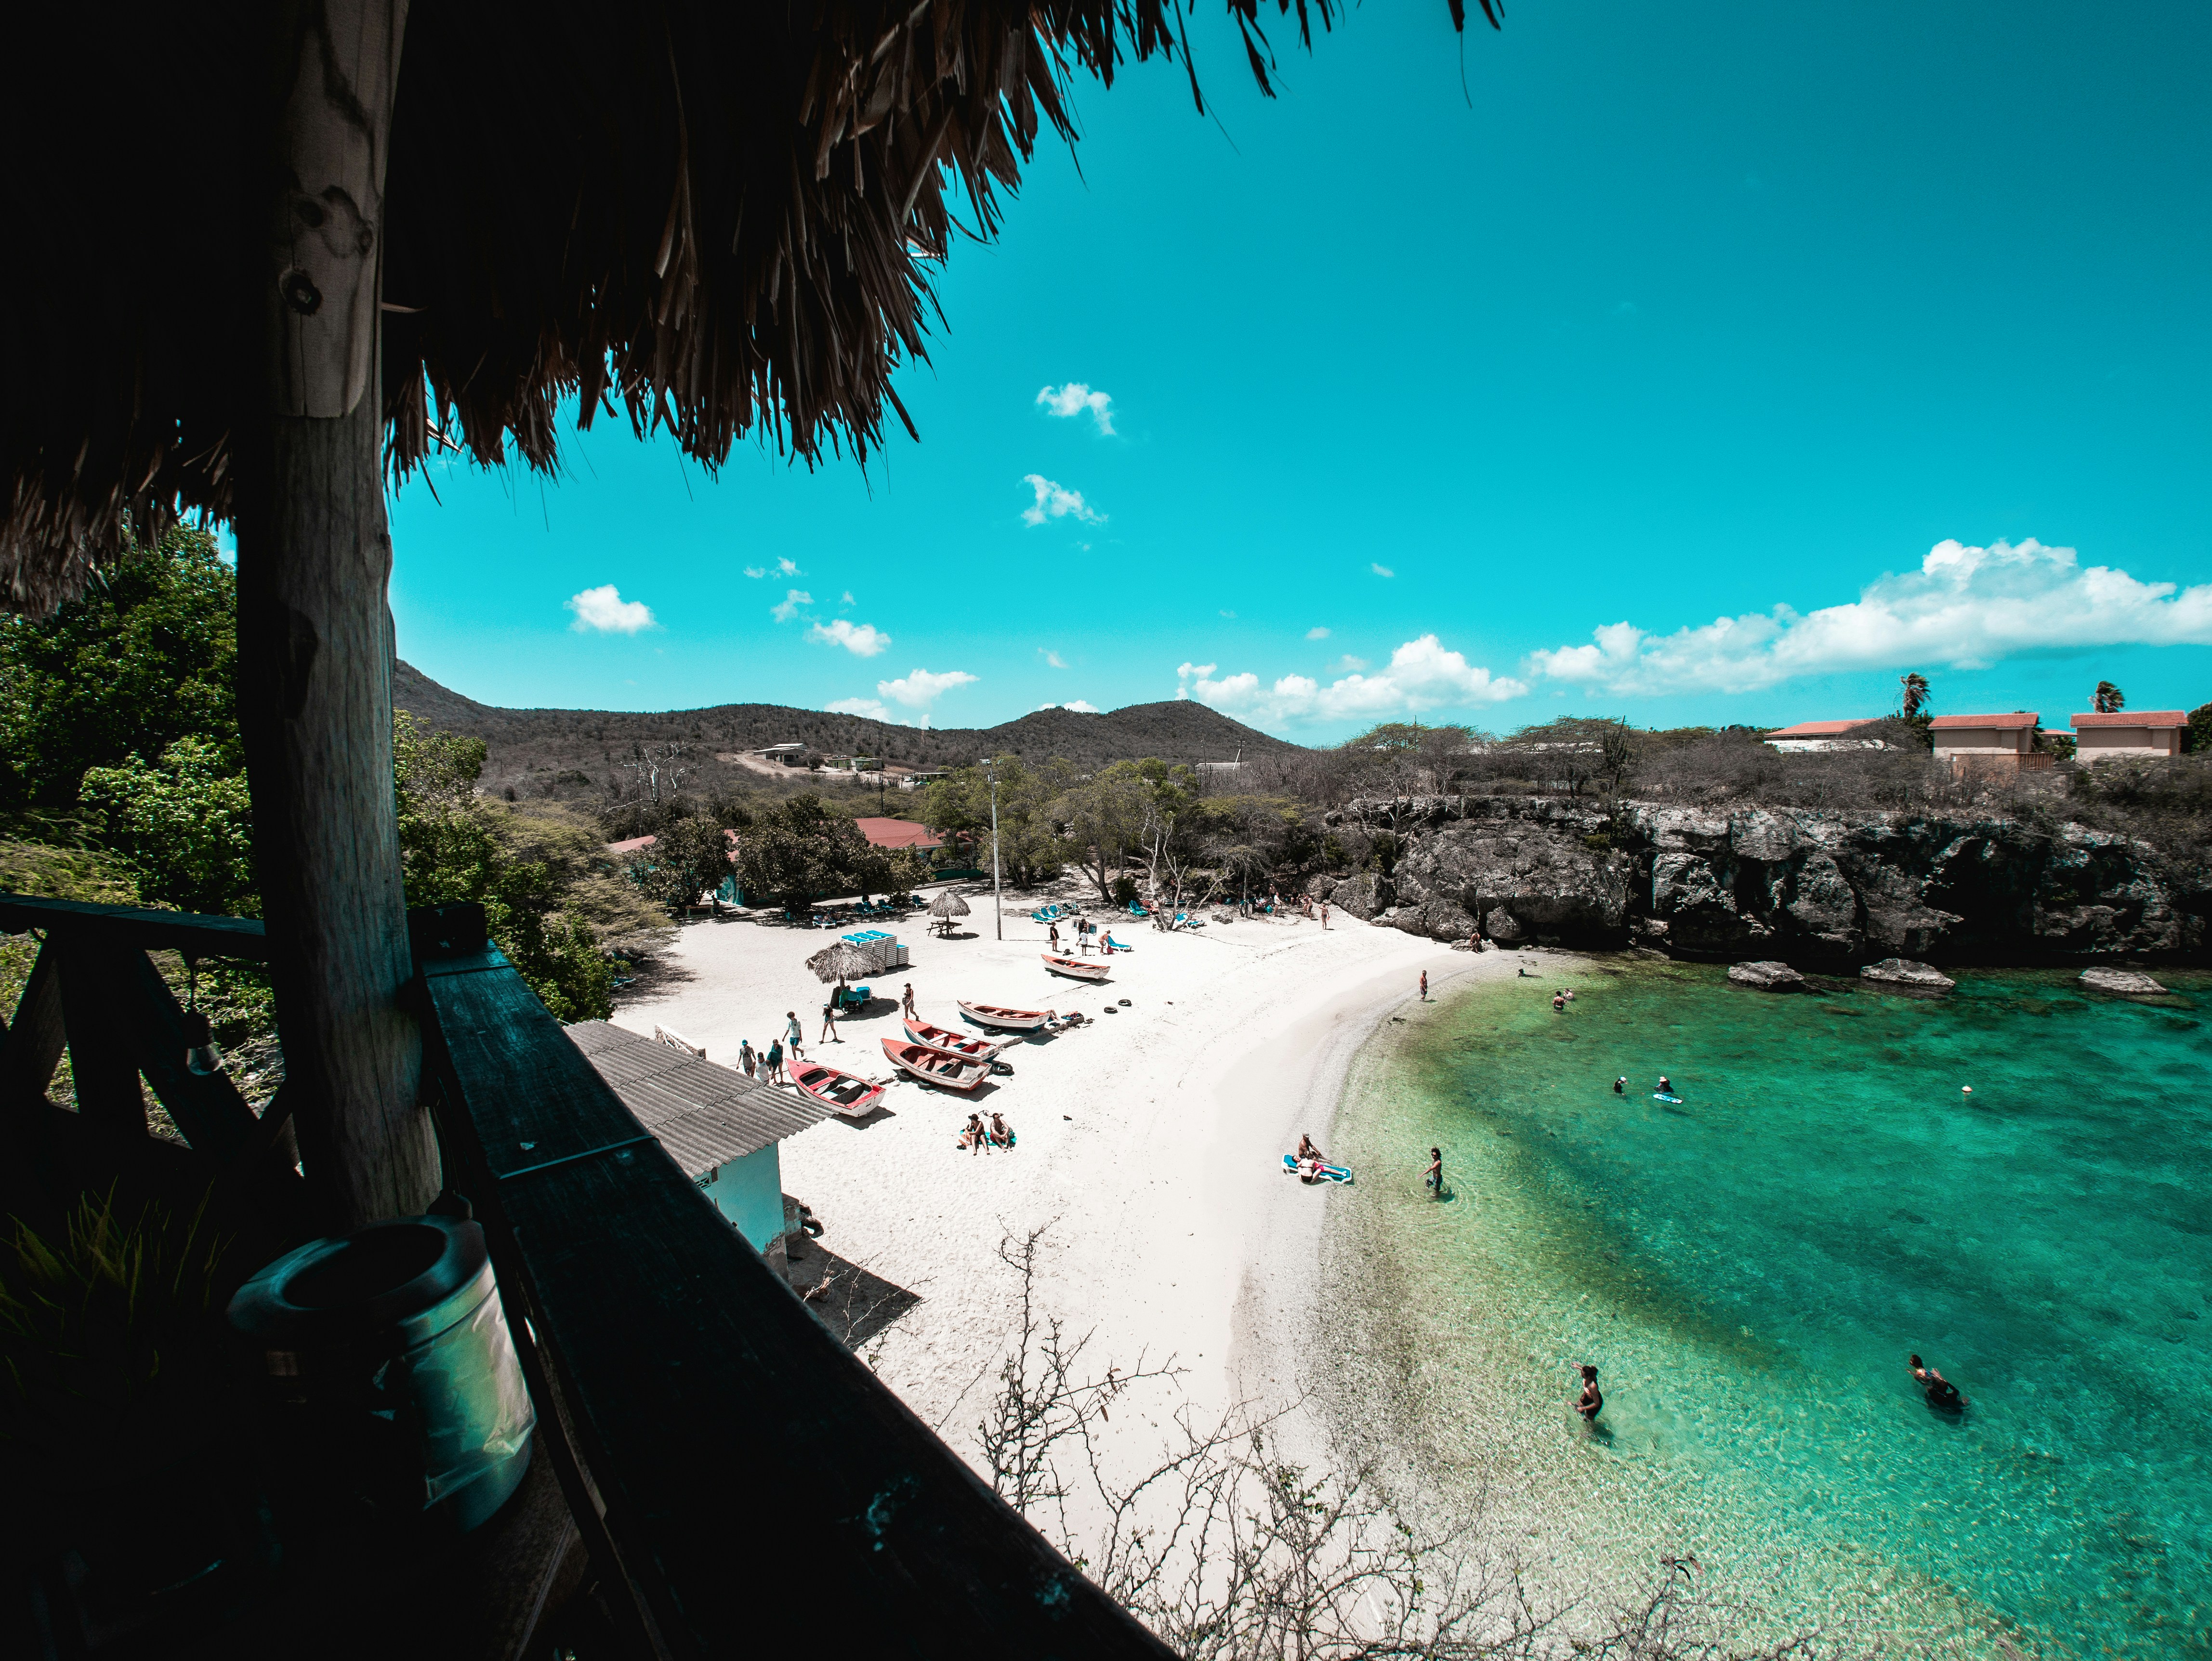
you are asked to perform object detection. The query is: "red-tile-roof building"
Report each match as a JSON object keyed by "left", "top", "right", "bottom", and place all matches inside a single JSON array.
[
  {"left": 2071, "top": 709, "right": 2187, "bottom": 763},
  {"left": 1763, "top": 718, "right": 1888, "bottom": 751},
  {"left": 854, "top": 817, "right": 944, "bottom": 853}
]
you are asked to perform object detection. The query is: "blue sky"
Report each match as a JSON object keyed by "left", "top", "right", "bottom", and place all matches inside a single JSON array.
[{"left": 388, "top": 0, "right": 2212, "bottom": 740}]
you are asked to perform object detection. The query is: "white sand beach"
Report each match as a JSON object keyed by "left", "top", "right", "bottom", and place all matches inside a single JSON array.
[{"left": 609, "top": 888, "right": 1533, "bottom": 1440}]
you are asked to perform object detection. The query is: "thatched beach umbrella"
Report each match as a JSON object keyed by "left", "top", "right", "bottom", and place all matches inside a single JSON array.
[
  {"left": 0, "top": 2, "right": 1491, "bottom": 1226},
  {"left": 928, "top": 890, "right": 971, "bottom": 935},
  {"left": 806, "top": 938, "right": 878, "bottom": 989}
]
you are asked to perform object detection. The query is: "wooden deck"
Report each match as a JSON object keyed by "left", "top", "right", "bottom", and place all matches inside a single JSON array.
[{"left": 1, "top": 894, "right": 1168, "bottom": 1658}]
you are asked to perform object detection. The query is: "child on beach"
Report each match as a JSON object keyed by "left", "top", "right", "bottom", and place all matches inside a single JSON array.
[
  {"left": 739, "top": 1040, "right": 758, "bottom": 1078},
  {"left": 764, "top": 1039, "right": 784, "bottom": 1083},
  {"left": 785, "top": 1010, "right": 805, "bottom": 1063},
  {"left": 820, "top": 999, "right": 841, "bottom": 1042}
]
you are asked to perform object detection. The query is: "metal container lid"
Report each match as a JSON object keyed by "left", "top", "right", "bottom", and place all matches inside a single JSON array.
[{"left": 228, "top": 1215, "right": 494, "bottom": 1353}]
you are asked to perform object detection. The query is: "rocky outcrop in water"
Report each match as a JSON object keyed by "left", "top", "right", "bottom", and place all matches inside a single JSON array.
[
  {"left": 2079, "top": 967, "right": 2168, "bottom": 994},
  {"left": 1728, "top": 960, "right": 1805, "bottom": 991},
  {"left": 1325, "top": 795, "right": 2208, "bottom": 965},
  {"left": 1860, "top": 958, "right": 1956, "bottom": 991}
]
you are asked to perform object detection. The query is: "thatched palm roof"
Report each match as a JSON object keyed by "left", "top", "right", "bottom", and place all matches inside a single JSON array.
[{"left": 0, "top": 1, "right": 1490, "bottom": 612}]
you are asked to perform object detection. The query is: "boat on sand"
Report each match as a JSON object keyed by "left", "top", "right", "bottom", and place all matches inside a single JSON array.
[
  {"left": 881, "top": 1038, "right": 990, "bottom": 1091},
  {"left": 1041, "top": 954, "right": 1110, "bottom": 982},
  {"left": 791, "top": 1062, "right": 884, "bottom": 1117},
  {"left": 904, "top": 1019, "right": 1003, "bottom": 1061},
  {"left": 956, "top": 1001, "right": 1054, "bottom": 1033}
]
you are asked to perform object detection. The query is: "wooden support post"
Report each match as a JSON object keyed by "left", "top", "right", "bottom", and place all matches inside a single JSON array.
[
  {"left": 235, "top": 0, "right": 430, "bottom": 1231},
  {"left": 55, "top": 933, "right": 150, "bottom": 1137},
  {"left": 0, "top": 937, "right": 67, "bottom": 1112}
]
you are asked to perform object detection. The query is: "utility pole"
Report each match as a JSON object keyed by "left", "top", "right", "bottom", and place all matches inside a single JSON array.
[{"left": 985, "top": 756, "right": 1004, "bottom": 940}]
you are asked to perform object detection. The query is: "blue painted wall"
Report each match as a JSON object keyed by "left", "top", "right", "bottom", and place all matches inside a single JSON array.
[{"left": 698, "top": 1144, "right": 785, "bottom": 1250}]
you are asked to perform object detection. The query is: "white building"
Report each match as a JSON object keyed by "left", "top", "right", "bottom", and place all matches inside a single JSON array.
[{"left": 1763, "top": 719, "right": 1888, "bottom": 752}]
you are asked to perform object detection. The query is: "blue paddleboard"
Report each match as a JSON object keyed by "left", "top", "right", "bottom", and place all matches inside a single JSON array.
[
  {"left": 1652, "top": 1092, "right": 1683, "bottom": 1104},
  {"left": 1282, "top": 1154, "right": 1353, "bottom": 1184}
]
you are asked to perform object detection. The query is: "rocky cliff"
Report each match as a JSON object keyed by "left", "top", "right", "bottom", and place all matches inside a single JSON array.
[{"left": 1310, "top": 796, "right": 2208, "bottom": 965}]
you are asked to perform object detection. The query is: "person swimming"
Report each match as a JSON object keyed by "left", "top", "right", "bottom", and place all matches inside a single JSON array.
[
  {"left": 1613, "top": 1077, "right": 1626, "bottom": 1095},
  {"left": 1573, "top": 1363, "right": 1604, "bottom": 1422},
  {"left": 1422, "top": 1146, "right": 1442, "bottom": 1196},
  {"left": 1909, "top": 1353, "right": 1966, "bottom": 1411}
]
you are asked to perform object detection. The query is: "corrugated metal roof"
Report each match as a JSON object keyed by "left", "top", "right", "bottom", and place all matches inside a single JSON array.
[
  {"left": 1929, "top": 712, "right": 2039, "bottom": 730},
  {"left": 2072, "top": 710, "right": 2187, "bottom": 729},
  {"left": 565, "top": 1021, "right": 833, "bottom": 1176}
]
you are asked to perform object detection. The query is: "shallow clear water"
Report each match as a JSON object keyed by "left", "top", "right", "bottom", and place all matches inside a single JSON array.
[{"left": 1321, "top": 959, "right": 2212, "bottom": 1659}]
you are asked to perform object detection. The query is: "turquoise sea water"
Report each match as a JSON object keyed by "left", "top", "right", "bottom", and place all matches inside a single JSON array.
[{"left": 1319, "top": 960, "right": 2212, "bottom": 1659}]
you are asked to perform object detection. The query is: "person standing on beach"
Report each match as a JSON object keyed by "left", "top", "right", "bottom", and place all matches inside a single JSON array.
[
  {"left": 1573, "top": 1364, "right": 1604, "bottom": 1422},
  {"left": 1419, "top": 970, "right": 1429, "bottom": 1002},
  {"left": 738, "top": 1039, "right": 758, "bottom": 1078},
  {"left": 1049, "top": 922, "right": 1061, "bottom": 952},
  {"left": 784, "top": 1010, "right": 806, "bottom": 1064},
  {"left": 1320, "top": 900, "right": 1331, "bottom": 930},
  {"left": 1423, "top": 1147, "right": 1443, "bottom": 1198},
  {"left": 820, "top": 998, "right": 841, "bottom": 1043},
  {"left": 764, "top": 1038, "right": 785, "bottom": 1084},
  {"left": 902, "top": 983, "right": 917, "bottom": 1019}
]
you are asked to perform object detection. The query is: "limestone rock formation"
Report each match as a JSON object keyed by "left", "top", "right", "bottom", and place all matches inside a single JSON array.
[
  {"left": 1728, "top": 960, "right": 1806, "bottom": 991},
  {"left": 1329, "top": 795, "right": 2207, "bottom": 966},
  {"left": 2078, "top": 966, "right": 2168, "bottom": 995},
  {"left": 1859, "top": 958, "right": 1956, "bottom": 991}
]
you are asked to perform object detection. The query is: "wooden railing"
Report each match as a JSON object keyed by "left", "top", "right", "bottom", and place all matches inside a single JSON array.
[{"left": 1, "top": 894, "right": 1166, "bottom": 1659}]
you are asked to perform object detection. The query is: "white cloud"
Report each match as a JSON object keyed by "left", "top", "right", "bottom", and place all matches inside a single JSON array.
[
  {"left": 810, "top": 618, "right": 892, "bottom": 657},
  {"left": 1036, "top": 382, "right": 1116, "bottom": 435},
  {"left": 1371, "top": 563, "right": 1394, "bottom": 579},
  {"left": 771, "top": 588, "right": 812, "bottom": 623},
  {"left": 842, "top": 667, "right": 979, "bottom": 727},
  {"left": 1040, "top": 649, "right": 1068, "bottom": 669},
  {"left": 744, "top": 565, "right": 767, "bottom": 579},
  {"left": 1039, "top": 700, "right": 1102, "bottom": 713},
  {"left": 1329, "top": 654, "right": 1369, "bottom": 672},
  {"left": 778, "top": 557, "right": 801, "bottom": 576},
  {"left": 1306, "top": 626, "right": 1331, "bottom": 640},
  {"left": 842, "top": 590, "right": 856, "bottom": 606},
  {"left": 1021, "top": 474, "right": 1105, "bottom": 527},
  {"left": 566, "top": 584, "right": 657, "bottom": 634},
  {"left": 1177, "top": 637, "right": 1525, "bottom": 726},
  {"left": 1528, "top": 538, "right": 2212, "bottom": 697},
  {"left": 1220, "top": 609, "right": 1237, "bottom": 619}
]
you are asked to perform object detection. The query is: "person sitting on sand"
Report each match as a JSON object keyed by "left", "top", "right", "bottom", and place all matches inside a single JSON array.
[
  {"left": 988, "top": 1112, "right": 1014, "bottom": 1148},
  {"left": 1908, "top": 1354, "right": 1965, "bottom": 1410},
  {"left": 1573, "top": 1364, "right": 1604, "bottom": 1422},
  {"left": 957, "top": 1113, "right": 984, "bottom": 1152}
]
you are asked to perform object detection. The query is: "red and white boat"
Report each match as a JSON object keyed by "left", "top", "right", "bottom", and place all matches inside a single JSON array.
[
  {"left": 880, "top": 1038, "right": 990, "bottom": 1092},
  {"left": 1040, "top": 953, "right": 1110, "bottom": 983},
  {"left": 956, "top": 1001, "right": 1055, "bottom": 1033},
  {"left": 904, "top": 1018, "right": 1003, "bottom": 1061},
  {"left": 790, "top": 1062, "right": 885, "bottom": 1118}
]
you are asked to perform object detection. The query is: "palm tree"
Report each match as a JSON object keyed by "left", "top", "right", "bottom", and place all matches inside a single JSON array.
[
  {"left": 2094, "top": 680, "right": 2126, "bottom": 714},
  {"left": 1899, "top": 672, "right": 1930, "bottom": 719}
]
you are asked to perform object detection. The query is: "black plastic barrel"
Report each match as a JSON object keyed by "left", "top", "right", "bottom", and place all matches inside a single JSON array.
[{"left": 228, "top": 1215, "right": 535, "bottom": 1536}]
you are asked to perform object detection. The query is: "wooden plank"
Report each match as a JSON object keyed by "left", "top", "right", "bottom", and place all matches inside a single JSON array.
[
  {"left": 0, "top": 936, "right": 66, "bottom": 1110},
  {"left": 0, "top": 895, "right": 271, "bottom": 961},
  {"left": 418, "top": 960, "right": 1170, "bottom": 1660},
  {"left": 55, "top": 934, "right": 147, "bottom": 1137},
  {"left": 123, "top": 948, "right": 261, "bottom": 1157}
]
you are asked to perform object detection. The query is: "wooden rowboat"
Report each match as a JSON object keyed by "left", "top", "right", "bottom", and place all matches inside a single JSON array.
[
  {"left": 880, "top": 1038, "right": 989, "bottom": 1092},
  {"left": 956, "top": 1001, "right": 1055, "bottom": 1033},
  {"left": 904, "top": 1019, "right": 1002, "bottom": 1061},
  {"left": 1040, "top": 953, "right": 1109, "bottom": 983},
  {"left": 791, "top": 1062, "right": 885, "bottom": 1118}
]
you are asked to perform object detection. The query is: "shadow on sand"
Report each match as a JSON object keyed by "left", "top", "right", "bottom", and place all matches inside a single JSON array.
[{"left": 785, "top": 1239, "right": 922, "bottom": 1351}]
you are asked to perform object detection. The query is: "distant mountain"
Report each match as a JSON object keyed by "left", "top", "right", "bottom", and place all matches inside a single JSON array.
[{"left": 392, "top": 661, "right": 1298, "bottom": 800}]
